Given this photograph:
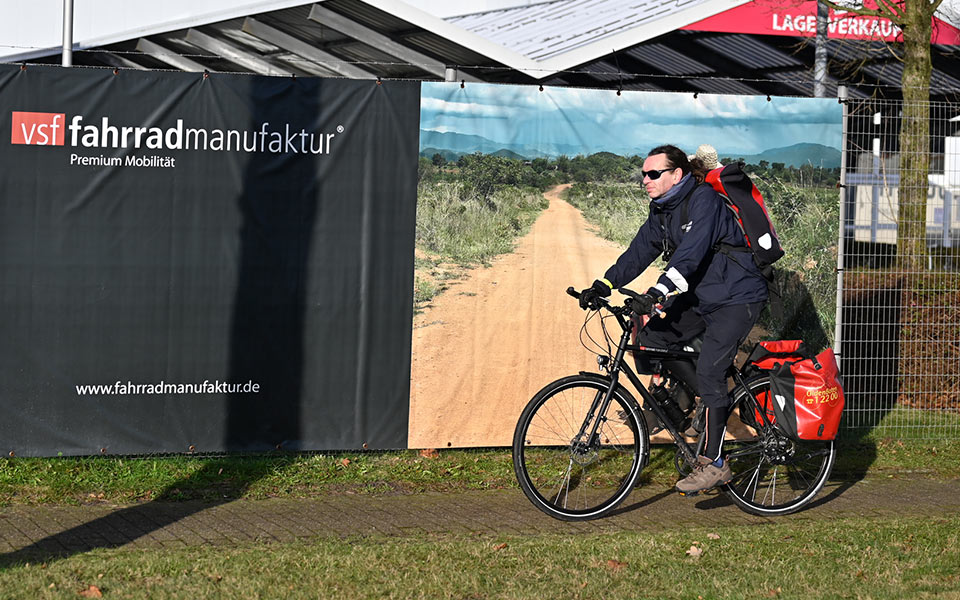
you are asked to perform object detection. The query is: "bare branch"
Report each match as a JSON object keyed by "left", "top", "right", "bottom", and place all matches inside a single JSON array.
[
  {"left": 819, "top": 0, "right": 892, "bottom": 20},
  {"left": 874, "top": 0, "right": 905, "bottom": 20},
  {"left": 817, "top": 0, "right": 903, "bottom": 22},
  {"left": 880, "top": 37, "right": 905, "bottom": 62}
]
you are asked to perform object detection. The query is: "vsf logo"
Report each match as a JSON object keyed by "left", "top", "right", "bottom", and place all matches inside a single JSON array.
[{"left": 11, "top": 112, "right": 66, "bottom": 146}]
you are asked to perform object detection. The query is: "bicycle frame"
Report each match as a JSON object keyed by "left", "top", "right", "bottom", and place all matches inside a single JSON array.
[
  {"left": 515, "top": 289, "right": 838, "bottom": 520},
  {"left": 576, "top": 297, "right": 778, "bottom": 472},
  {"left": 578, "top": 305, "right": 704, "bottom": 466}
]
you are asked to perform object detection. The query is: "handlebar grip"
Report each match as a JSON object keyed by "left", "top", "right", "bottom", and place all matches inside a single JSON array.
[
  {"left": 566, "top": 286, "right": 580, "bottom": 298},
  {"left": 619, "top": 287, "right": 664, "bottom": 318}
]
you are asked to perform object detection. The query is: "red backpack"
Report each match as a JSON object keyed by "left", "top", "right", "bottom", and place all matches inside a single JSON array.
[
  {"left": 745, "top": 341, "right": 845, "bottom": 441},
  {"left": 705, "top": 163, "right": 784, "bottom": 275}
]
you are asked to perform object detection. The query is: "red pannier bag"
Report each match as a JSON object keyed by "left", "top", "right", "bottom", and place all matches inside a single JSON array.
[{"left": 745, "top": 341, "right": 845, "bottom": 441}]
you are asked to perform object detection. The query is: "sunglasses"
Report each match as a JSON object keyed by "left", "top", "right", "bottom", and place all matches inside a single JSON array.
[{"left": 641, "top": 167, "right": 677, "bottom": 181}]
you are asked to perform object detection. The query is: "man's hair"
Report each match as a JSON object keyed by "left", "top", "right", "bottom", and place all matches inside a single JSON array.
[{"left": 648, "top": 144, "right": 692, "bottom": 177}]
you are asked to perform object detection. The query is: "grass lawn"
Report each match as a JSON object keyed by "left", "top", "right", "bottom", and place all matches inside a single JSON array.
[
  {"left": 0, "top": 439, "right": 955, "bottom": 507},
  {"left": 1, "top": 514, "right": 957, "bottom": 599},
  {"left": 0, "top": 418, "right": 958, "bottom": 598},
  {"left": 1, "top": 420, "right": 958, "bottom": 506}
]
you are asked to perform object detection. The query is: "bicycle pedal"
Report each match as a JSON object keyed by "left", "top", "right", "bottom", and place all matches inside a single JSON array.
[{"left": 676, "top": 487, "right": 716, "bottom": 498}]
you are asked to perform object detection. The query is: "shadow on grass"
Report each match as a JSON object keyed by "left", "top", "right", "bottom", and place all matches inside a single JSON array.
[
  {"left": 823, "top": 272, "right": 903, "bottom": 497},
  {"left": 681, "top": 435, "right": 880, "bottom": 515},
  {"left": 0, "top": 456, "right": 290, "bottom": 568},
  {"left": 726, "top": 269, "right": 901, "bottom": 513},
  {"left": 608, "top": 488, "right": 676, "bottom": 517}
]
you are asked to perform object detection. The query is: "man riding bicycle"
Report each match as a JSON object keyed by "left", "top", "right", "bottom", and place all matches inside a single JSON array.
[{"left": 578, "top": 144, "right": 768, "bottom": 495}]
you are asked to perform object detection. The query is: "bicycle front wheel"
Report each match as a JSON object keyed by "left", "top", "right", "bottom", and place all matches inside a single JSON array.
[
  {"left": 512, "top": 374, "right": 648, "bottom": 521},
  {"left": 724, "top": 374, "right": 836, "bottom": 516}
]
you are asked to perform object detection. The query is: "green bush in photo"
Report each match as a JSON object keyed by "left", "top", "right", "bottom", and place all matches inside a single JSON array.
[
  {"left": 563, "top": 181, "right": 649, "bottom": 246},
  {"left": 756, "top": 177, "right": 839, "bottom": 349},
  {"left": 563, "top": 168, "right": 840, "bottom": 349},
  {"left": 416, "top": 180, "right": 548, "bottom": 266}
]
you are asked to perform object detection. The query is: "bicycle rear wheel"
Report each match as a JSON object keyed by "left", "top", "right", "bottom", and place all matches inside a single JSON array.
[
  {"left": 724, "top": 374, "right": 836, "bottom": 516},
  {"left": 512, "top": 374, "right": 648, "bottom": 521}
]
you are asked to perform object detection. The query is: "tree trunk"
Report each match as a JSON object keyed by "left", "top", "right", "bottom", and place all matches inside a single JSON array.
[
  {"left": 896, "top": 1, "right": 934, "bottom": 271},
  {"left": 896, "top": 1, "right": 940, "bottom": 412}
]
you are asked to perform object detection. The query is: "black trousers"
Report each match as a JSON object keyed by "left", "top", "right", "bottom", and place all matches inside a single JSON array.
[{"left": 636, "top": 294, "right": 763, "bottom": 410}]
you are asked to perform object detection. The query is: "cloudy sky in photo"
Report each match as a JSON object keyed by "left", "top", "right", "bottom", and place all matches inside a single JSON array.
[{"left": 420, "top": 81, "right": 842, "bottom": 158}]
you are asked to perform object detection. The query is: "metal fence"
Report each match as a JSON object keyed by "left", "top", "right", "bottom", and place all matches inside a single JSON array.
[{"left": 838, "top": 93, "right": 960, "bottom": 439}]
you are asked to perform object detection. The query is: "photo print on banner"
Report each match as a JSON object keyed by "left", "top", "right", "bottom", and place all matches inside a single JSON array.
[{"left": 410, "top": 81, "right": 841, "bottom": 449}]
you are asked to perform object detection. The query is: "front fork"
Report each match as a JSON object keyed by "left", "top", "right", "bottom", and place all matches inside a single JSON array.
[
  {"left": 575, "top": 328, "right": 702, "bottom": 469},
  {"left": 572, "top": 330, "right": 633, "bottom": 450}
]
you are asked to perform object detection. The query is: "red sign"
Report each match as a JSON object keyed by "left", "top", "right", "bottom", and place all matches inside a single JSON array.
[
  {"left": 682, "top": 0, "right": 960, "bottom": 45},
  {"left": 11, "top": 111, "right": 66, "bottom": 146}
]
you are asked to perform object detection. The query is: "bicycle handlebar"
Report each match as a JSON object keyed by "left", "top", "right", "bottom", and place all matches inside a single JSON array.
[{"left": 567, "top": 285, "right": 661, "bottom": 318}]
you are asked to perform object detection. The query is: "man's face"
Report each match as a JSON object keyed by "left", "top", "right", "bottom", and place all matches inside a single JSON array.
[{"left": 642, "top": 153, "right": 683, "bottom": 199}]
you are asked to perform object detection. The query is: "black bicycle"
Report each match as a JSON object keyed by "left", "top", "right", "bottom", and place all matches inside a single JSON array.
[{"left": 512, "top": 287, "right": 836, "bottom": 521}]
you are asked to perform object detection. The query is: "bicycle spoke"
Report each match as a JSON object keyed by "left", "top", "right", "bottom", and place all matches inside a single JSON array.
[
  {"left": 764, "top": 465, "right": 778, "bottom": 505},
  {"left": 513, "top": 377, "right": 647, "bottom": 521},
  {"left": 744, "top": 457, "right": 764, "bottom": 502},
  {"left": 788, "top": 463, "right": 812, "bottom": 491},
  {"left": 722, "top": 374, "right": 836, "bottom": 516},
  {"left": 554, "top": 459, "right": 574, "bottom": 507}
]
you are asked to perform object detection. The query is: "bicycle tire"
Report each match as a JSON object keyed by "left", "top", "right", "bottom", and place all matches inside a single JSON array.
[
  {"left": 723, "top": 374, "right": 836, "bottom": 516},
  {"left": 512, "top": 374, "right": 649, "bottom": 521}
]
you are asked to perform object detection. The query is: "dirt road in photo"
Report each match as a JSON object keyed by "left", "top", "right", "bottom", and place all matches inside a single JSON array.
[{"left": 409, "top": 185, "right": 658, "bottom": 448}]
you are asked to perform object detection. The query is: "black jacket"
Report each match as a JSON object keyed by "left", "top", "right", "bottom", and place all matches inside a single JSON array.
[{"left": 603, "top": 175, "right": 768, "bottom": 313}]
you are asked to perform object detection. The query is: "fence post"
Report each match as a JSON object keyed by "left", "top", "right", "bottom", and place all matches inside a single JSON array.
[
  {"left": 834, "top": 85, "right": 848, "bottom": 370},
  {"left": 62, "top": 0, "right": 74, "bottom": 67}
]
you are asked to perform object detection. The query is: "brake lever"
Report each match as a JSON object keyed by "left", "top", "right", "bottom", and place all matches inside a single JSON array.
[
  {"left": 567, "top": 285, "right": 611, "bottom": 311},
  {"left": 619, "top": 287, "right": 664, "bottom": 318}
]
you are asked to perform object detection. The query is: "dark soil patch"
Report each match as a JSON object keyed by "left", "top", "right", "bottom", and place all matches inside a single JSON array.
[{"left": 843, "top": 271, "right": 960, "bottom": 412}]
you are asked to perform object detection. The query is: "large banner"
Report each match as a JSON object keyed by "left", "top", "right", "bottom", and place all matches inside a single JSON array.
[
  {"left": 0, "top": 65, "right": 419, "bottom": 456},
  {"left": 410, "top": 82, "right": 842, "bottom": 448},
  {"left": 683, "top": 0, "right": 960, "bottom": 44},
  {"left": 0, "top": 67, "right": 844, "bottom": 455}
]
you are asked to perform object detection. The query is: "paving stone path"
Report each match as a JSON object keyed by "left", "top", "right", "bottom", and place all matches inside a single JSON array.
[{"left": 0, "top": 475, "right": 956, "bottom": 564}]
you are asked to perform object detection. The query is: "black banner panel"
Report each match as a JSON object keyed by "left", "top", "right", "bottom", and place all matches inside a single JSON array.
[{"left": 0, "top": 65, "right": 418, "bottom": 455}]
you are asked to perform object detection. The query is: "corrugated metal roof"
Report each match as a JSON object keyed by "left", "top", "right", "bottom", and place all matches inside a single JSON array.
[
  {"left": 448, "top": 0, "right": 715, "bottom": 61},
  {"left": 625, "top": 43, "right": 712, "bottom": 75},
  {"left": 686, "top": 76, "right": 758, "bottom": 95},
  {"left": 578, "top": 60, "right": 623, "bottom": 82},
  {"left": 12, "top": 0, "right": 960, "bottom": 101},
  {"left": 694, "top": 34, "right": 803, "bottom": 69},
  {"left": 861, "top": 61, "right": 904, "bottom": 88},
  {"left": 931, "top": 67, "right": 960, "bottom": 91},
  {"left": 621, "top": 80, "right": 665, "bottom": 91},
  {"left": 826, "top": 39, "right": 887, "bottom": 63},
  {"left": 322, "top": 0, "right": 506, "bottom": 74},
  {"left": 763, "top": 70, "right": 833, "bottom": 97},
  {"left": 258, "top": 4, "right": 352, "bottom": 43}
]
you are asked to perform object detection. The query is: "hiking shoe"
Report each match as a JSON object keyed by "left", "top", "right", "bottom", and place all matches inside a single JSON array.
[{"left": 676, "top": 456, "right": 732, "bottom": 496}]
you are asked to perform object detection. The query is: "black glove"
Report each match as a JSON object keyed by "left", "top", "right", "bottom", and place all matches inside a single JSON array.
[
  {"left": 578, "top": 279, "right": 611, "bottom": 310},
  {"left": 633, "top": 287, "right": 666, "bottom": 316}
]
